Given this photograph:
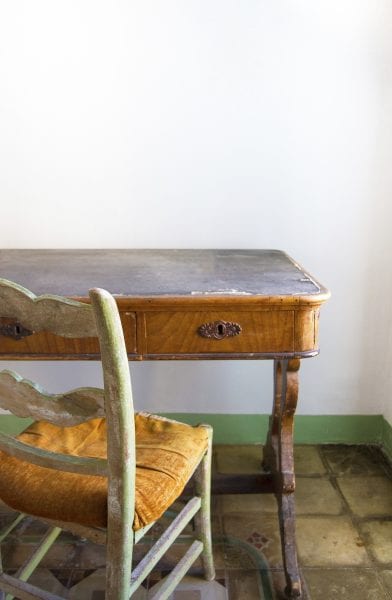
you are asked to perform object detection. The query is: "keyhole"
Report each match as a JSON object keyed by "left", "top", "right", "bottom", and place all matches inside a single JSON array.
[
  {"left": 216, "top": 323, "right": 225, "bottom": 337},
  {"left": 14, "top": 325, "right": 21, "bottom": 335}
]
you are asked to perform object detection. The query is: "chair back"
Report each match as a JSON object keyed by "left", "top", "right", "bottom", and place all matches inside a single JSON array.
[{"left": 0, "top": 278, "right": 135, "bottom": 527}]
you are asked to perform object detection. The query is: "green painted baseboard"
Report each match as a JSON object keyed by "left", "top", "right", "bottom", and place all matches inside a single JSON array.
[
  {"left": 0, "top": 414, "right": 391, "bottom": 461},
  {"left": 382, "top": 417, "right": 392, "bottom": 461},
  {"left": 163, "top": 414, "right": 387, "bottom": 446}
]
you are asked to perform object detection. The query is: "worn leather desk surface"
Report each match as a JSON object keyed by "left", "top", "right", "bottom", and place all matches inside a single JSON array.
[
  {"left": 0, "top": 249, "right": 327, "bottom": 299},
  {"left": 0, "top": 249, "right": 329, "bottom": 360}
]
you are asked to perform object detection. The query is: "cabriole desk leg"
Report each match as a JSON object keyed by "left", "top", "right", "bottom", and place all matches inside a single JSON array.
[{"left": 263, "top": 358, "right": 302, "bottom": 598}]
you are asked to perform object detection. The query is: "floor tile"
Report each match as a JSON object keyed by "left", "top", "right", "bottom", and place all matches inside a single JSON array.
[
  {"left": 221, "top": 494, "right": 277, "bottom": 515},
  {"left": 321, "top": 445, "right": 387, "bottom": 476},
  {"left": 154, "top": 540, "right": 226, "bottom": 572},
  {"left": 296, "top": 516, "right": 369, "bottom": 567},
  {"left": 215, "top": 445, "right": 263, "bottom": 474},
  {"left": 359, "top": 521, "right": 392, "bottom": 564},
  {"left": 151, "top": 575, "right": 228, "bottom": 599},
  {"left": 215, "top": 444, "right": 327, "bottom": 476},
  {"left": 152, "top": 507, "right": 222, "bottom": 537},
  {"left": 337, "top": 476, "right": 392, "bottom": 517},
  {"left": 3, "top": 539, "right": 82, "bottom": 570},
  {"left": 268, "top": 570, "right": 289, "bottom": 600},
  {"left": 295, "top": 478, "right": 343, "bottom": 515},
  {"left": 27, "top": 568, "right": 69, "bottom": 597},
  {"left": 293, "top": 446, "right": 326, "bottom": 475},
  {"left": 303, "top": 568, "right": 388, "bottom": 599},
  {"left": 68, "top": 568, "right": 146, "bottom": 599},
  {"left": 222, "top": 513, "right": 282, "bottom": 570},
  {"left": 226, "top": 570, "right": 271, "bottom": 600},
  {"left": 380, "top": 570, "right": 392, "bottom": 594}
]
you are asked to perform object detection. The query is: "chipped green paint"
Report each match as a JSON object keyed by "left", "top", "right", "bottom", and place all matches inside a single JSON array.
[
  {"left": 0, "top": 277, "right": 96, "bottom": 338},
  {"left": 194, "top": 425, "right": 215, "bottom": 581},
  {"left": 89, "top": 288, "right": 135, "bottom": 600},
  {"left": 130, "top": 497, "right": 202, "bottom": 596},
  {"left": 0, "top": 370, "right": 105, "bottom": 426}
]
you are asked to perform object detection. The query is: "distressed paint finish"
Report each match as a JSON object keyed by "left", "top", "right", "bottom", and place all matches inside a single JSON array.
[
  {"left": 0, "top": 279, "right": 96, "bottom": 338},
  {"left": 89, "top": 288, "right": 135, "bottom": 600},
  {"left": 0, "top": 432, "right": 107, "bottom": 475},
  {"left": 194, "top": 425, "right": 215, "bottom": 581},
  {"left": 0, "top": 370, "right": 104, "bottom": 425},
  {"left": 148, "top": 540, "right": 204, "bottom": 600},
  {"left": 129, "top": 497, "right": 202, "bottom": 595}
]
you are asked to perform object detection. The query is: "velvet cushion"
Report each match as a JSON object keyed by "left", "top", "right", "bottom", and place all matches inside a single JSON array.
[{"left": 0, "top": 413, "right": 209, "bottom": 530}]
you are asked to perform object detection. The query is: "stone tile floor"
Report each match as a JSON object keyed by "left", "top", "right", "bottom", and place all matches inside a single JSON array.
[{"left": 0, "top": 444, "right": 391, "bottom": 599}]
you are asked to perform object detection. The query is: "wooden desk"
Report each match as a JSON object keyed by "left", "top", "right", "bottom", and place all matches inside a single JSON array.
[{"left": 0, "top": 249, "right": 329, "bottom": 598}]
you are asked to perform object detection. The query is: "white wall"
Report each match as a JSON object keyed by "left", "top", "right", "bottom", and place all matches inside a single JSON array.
[{"left": 0, "top": 1, "right": 391, "bottom": 418}]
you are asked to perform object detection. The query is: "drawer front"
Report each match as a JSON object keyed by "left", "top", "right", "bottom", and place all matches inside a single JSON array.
[
  {"left": 144, "top": 311, "right": 294, "bottom": 355},
  {"left": 0, "top": 312, "right": 137, "bottom": 357}
]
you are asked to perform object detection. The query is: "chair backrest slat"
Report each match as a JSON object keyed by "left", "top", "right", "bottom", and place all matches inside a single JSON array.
[
  {"left": 0, "top": 370, "right": 105, "bottom": 426},
  {"left": 0, "top": 431, "right": 107, "bottom": 476},
  {"left": 0, "top": 279, "right": 96, "bottom": 338}
]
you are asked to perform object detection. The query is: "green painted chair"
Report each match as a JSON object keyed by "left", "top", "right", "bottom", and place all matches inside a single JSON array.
[{"left": 0, "top": 279, "right": 214, "bottom": 599}]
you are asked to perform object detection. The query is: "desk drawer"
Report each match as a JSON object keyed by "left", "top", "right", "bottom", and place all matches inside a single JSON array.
[
  {"left": 0, "top": 312, "right": 137, "bottom": 358},
  {"left": 144, "top": 311, "right": 294, "bottom": 355}
]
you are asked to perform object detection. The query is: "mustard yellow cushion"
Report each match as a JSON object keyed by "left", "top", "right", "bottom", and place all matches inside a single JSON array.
[{"left": 0, "top": 413, "right": 209, "bottom": 531}]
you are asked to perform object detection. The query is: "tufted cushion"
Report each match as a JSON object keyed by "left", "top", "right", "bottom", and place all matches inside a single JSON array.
[{"left": 0, "top": 413, "right": 209, "bottom": 530}]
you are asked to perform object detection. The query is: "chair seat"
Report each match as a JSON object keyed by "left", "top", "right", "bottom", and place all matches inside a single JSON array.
[{"left": 0, "top": 413, "right": 209, "bottom": 530}]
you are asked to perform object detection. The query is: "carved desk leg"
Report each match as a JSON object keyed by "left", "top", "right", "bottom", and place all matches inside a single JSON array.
[{"left": 263, "top": 359, "right": 302, "bottom": 598}]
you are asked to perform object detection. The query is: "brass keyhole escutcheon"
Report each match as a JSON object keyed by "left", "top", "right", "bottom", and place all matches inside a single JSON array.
[
  {"left": 0, "top": 318, "right": 34, "bottom": 340},
  {"left": 198, "top": 320, "right": 242, "bottom": 340}
]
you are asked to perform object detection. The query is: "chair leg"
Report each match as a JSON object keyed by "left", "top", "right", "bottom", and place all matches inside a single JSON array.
[
  {"left": 193, "top": 425, "right": 215, "bottom": 581},
  {"left": 106, "top": 529, "right": 134, "bottom": 600},
  {"left": 106, "top": 505, "right": 134, "bottom": 600},
  {"left": 0, "top": 547, "right": 4, "bottom": 600}
]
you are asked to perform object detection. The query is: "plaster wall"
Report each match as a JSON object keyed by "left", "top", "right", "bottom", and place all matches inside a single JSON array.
[{"left": 0, "top": 1, "right": 391, "bottom": 418}]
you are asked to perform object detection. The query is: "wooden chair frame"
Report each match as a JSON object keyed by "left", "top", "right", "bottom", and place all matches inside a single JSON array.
[{"left": 0, "top": 279, "right": 214, "bottom": 600}]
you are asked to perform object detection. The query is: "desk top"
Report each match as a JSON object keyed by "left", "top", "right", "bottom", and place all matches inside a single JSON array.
[
  {"left": 0, "top": 249, "right": 329, "bottom": 306},
  {"left": 0, "top": 249, "right": 329, "bottom": 358}
]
